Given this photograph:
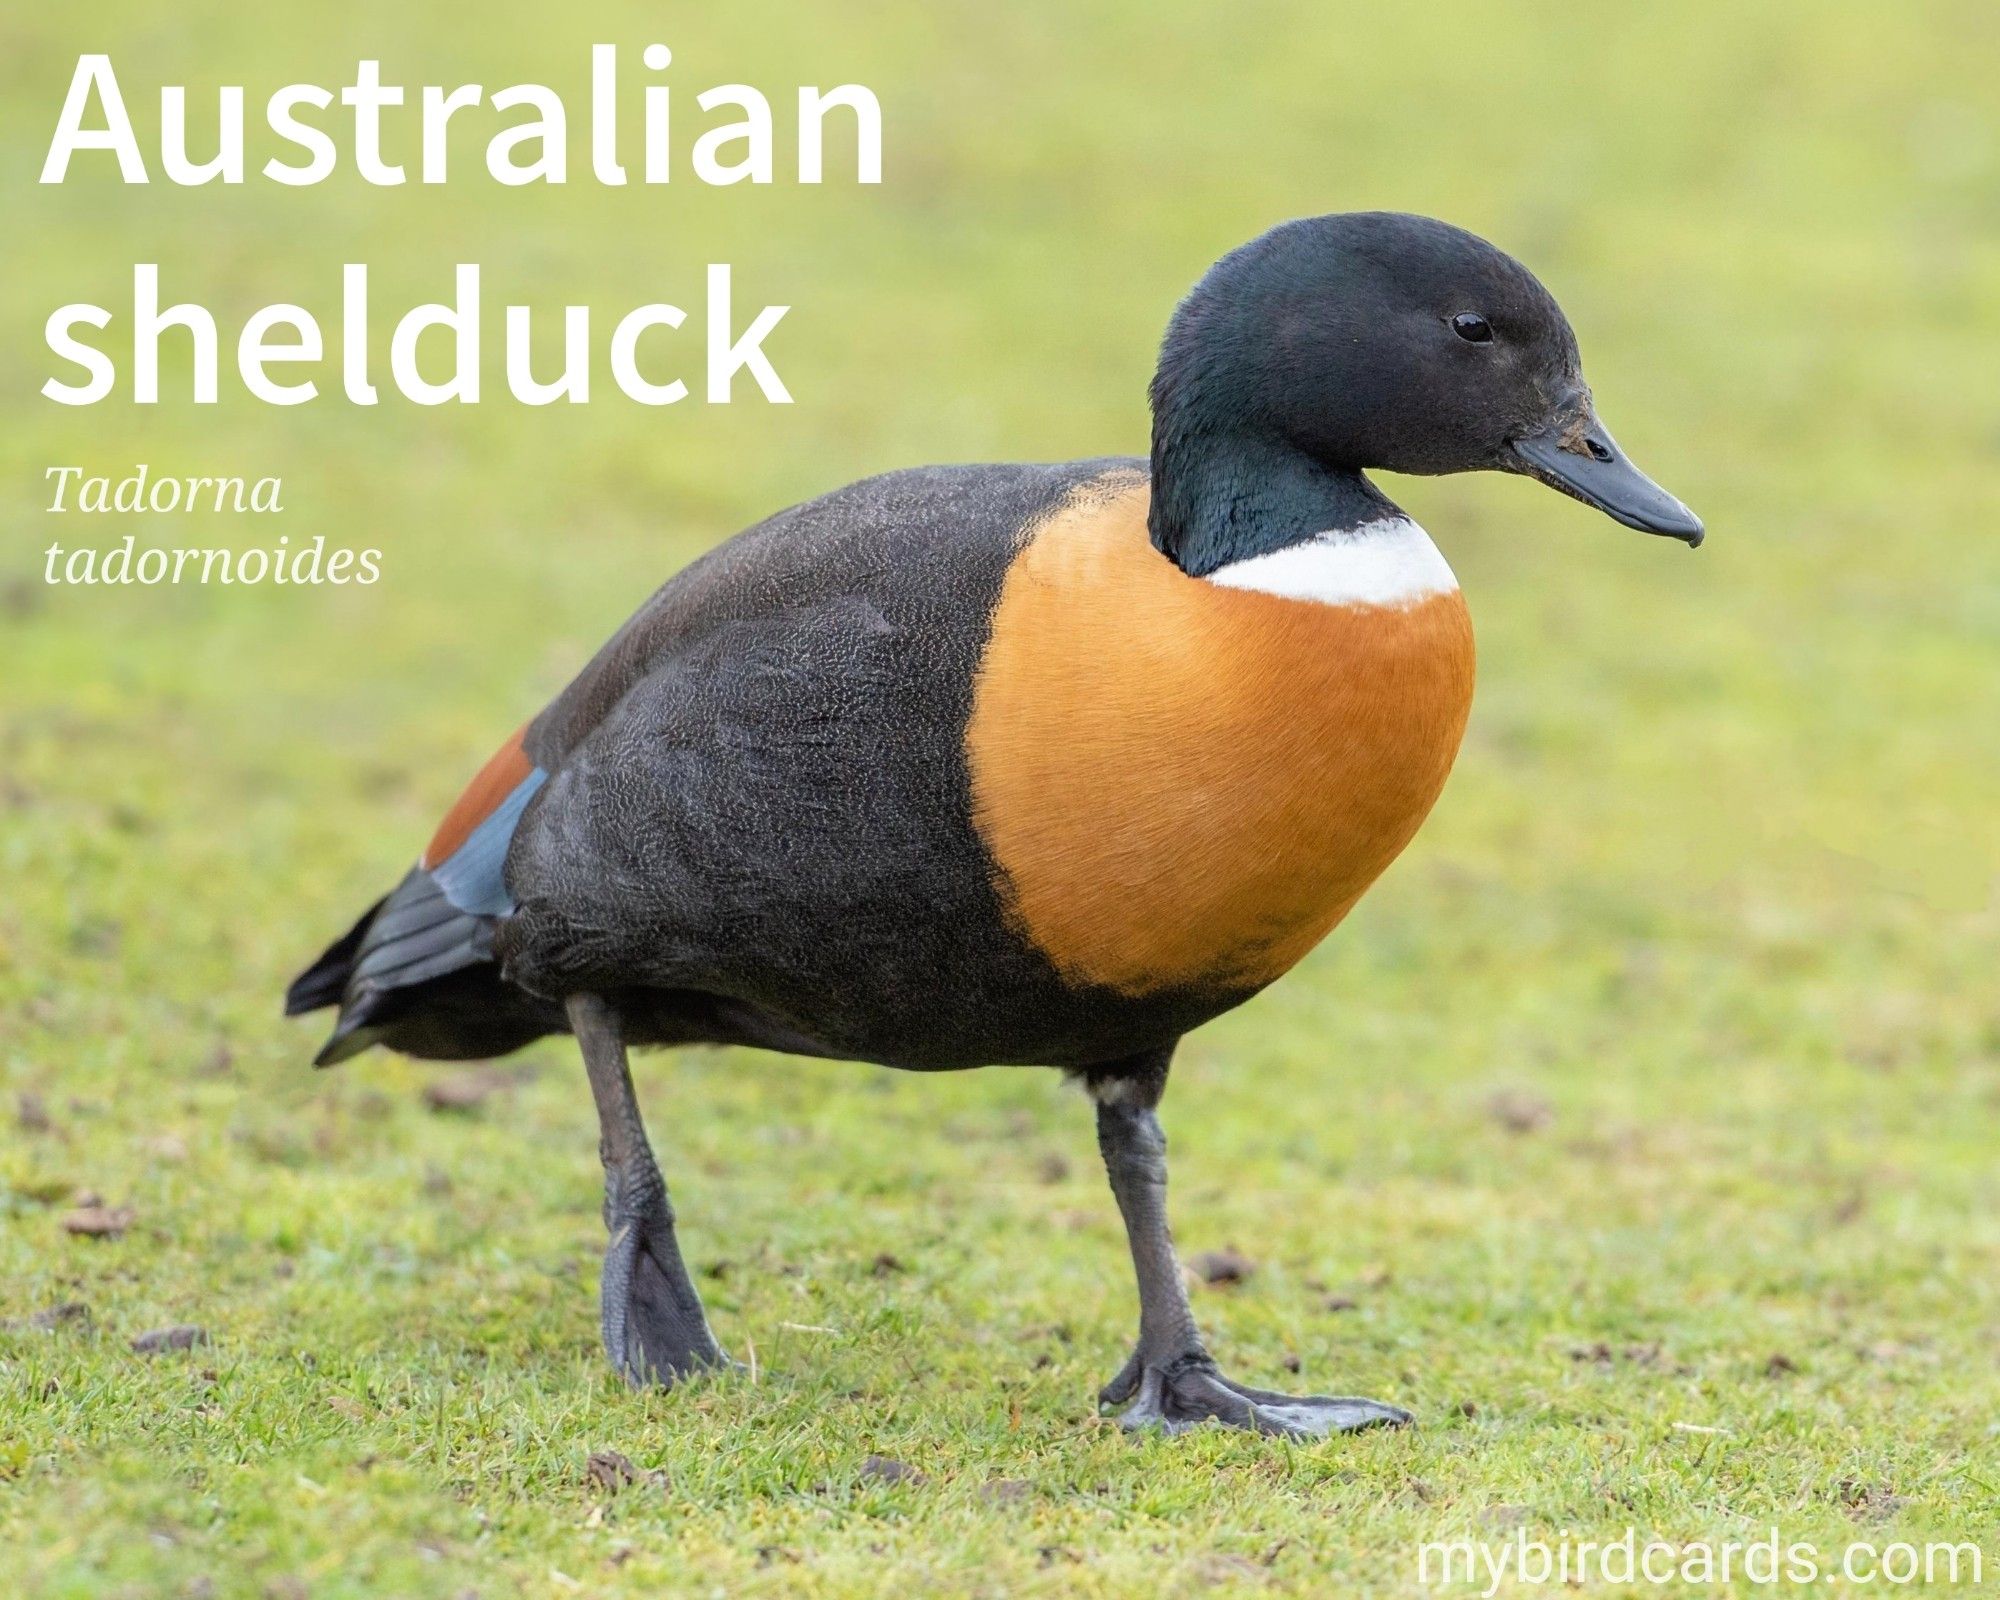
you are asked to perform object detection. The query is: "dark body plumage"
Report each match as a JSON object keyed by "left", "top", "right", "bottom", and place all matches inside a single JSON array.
[
  {"left": 295, "top": 459, "right": 1237, "bottom": 1071},
  {"left": 503, "top": 460, "right": 1241, "bottom": 1070}
]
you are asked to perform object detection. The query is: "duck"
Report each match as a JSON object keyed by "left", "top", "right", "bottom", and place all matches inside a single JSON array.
[{"left": 287, "top": 211, "right": 1701, "bottom": 1438}]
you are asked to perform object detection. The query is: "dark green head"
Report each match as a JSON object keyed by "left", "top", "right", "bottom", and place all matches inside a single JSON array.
[{"left": 1150, "top": 212, "right": 1701, "bottom": 571}]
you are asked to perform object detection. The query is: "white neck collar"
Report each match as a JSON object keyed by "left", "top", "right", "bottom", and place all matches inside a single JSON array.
[{"left": 1203, "top": 516, "right": 1458, "bottom": 608}]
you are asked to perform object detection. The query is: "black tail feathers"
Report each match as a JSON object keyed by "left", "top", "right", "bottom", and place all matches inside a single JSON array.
[
  {"left": 287, "top": 867, "right": 563, "bottom": 1067},
  {"left": 286, "top": 895, "right": 386, "bottom": 1017}
]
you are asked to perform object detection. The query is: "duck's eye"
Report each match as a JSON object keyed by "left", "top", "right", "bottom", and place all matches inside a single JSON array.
[{"left": 1451, "top": 312, "right": 1494, "bottom": 343}]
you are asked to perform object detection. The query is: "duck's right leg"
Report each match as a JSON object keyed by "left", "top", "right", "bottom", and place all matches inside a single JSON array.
[
  {"left": 566, "top": 993, "right": 729, "bottom": 1386},
  {"left": 1088, "top": 1044, "right": 1411, "bottom": 1438}
]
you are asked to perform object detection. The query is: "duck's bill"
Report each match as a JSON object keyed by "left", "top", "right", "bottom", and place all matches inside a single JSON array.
[{"left": 1509, "top": 416, "right": 1704, "bottom": 546}]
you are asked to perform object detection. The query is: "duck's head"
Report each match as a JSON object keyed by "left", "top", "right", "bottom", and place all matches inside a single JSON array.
[{"left": 1150, "top": 212, "right": 1702, "bottom": 566}]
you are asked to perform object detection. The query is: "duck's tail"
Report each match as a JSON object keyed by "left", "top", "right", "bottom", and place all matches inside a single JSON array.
[{"left": 286, "top": 865, "right": 564, "bottom": 1067}]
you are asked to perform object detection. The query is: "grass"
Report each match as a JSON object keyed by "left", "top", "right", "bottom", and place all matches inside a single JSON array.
[{"left": 4, "top": 0, "right": 1998, "bottom": 1594}]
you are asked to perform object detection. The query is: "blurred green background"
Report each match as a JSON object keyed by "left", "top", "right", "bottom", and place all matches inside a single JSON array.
[{"left": 3, "top": 2, "right": 1997, "bottom": 1595}]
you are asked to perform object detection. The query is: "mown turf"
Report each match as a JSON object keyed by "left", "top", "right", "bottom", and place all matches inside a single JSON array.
[{"left": 4, "top": 1, "right": 1997, "bottom": 1595}]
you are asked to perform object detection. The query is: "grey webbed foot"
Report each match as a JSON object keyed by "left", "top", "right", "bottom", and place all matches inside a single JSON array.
[
  {"left": 599, "top": 1163, "right": 730, "bottom": 1386},
  {"left": 570, "top": 994, "right": 732, "bottom": 1389},
  {"left": 1102, "top": 1350, "right": 1411, "bottom": 1438}
]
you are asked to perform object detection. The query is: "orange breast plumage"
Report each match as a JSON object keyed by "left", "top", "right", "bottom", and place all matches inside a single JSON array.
[{"left": 965, "top": 473, "right": 1475, "bottom": 997}]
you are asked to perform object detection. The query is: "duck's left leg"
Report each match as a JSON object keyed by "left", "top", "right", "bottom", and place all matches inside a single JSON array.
[
  {"left": 567, "top": 993, "right": 731, "bottom": 1386},
  {"left": 1086, "top": 1043, "right": 1412, "bottom": 1438}
]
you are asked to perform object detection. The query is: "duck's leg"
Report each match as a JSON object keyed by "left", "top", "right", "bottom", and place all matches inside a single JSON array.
[
  {"left": 1087, "top": 1045, "right": 1411, "bottom": 1438},
  {"left": 567, "top": 993, "right": 729, "bottom": 1386}
]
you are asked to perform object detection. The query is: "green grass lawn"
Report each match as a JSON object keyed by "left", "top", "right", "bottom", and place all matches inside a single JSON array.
[{"left": 4, "top": 1, "right": 1997, "bottom": 1594}]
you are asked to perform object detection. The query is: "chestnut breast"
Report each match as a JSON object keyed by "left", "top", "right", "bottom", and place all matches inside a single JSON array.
[{"left": 965, "top": 473, "right": 1475, "bottom": 998}]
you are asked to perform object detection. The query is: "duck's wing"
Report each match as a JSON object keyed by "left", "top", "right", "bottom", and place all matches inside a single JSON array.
[
  {"left": 523, "top": 462, "right": 1137, "bottom": 772},
  {"left": 292, "top": 457, "right": 1144, "bottom": 1070},
  {"left": 492, "top": 459, "right": 1146, "bottom": 1027}
]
